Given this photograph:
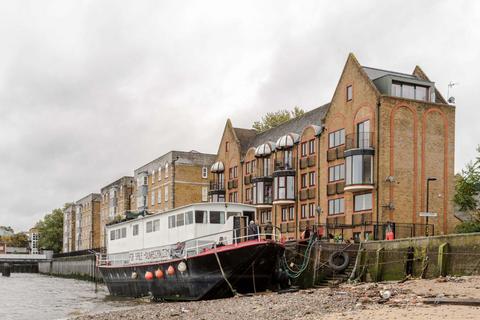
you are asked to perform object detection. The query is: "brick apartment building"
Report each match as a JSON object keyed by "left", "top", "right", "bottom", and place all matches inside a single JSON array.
[
  {"left": 74, "top": 193, "right": 102, "bottom": 251},
  {"left": 62, "top": 203, "right": 75, "bottom": 253},
  {"left": 209, "top": 53, "right": 456, "bottom": 241},
  {"left": 99, "top": 176, "right": 135, "bottom": 247},
  {"left": 132, "top": 150, "right": 216, "bottom": 214}
]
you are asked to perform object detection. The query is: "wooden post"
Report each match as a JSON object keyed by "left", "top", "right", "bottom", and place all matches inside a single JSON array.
[
  {"left": 438, "top": 242, "right": 449, "bottom": 277},
  {"left": 374, "top": 247, "right": 384, "bottom": 282}
]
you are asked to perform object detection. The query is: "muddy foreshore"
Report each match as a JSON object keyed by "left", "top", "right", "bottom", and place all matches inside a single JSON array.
[{"left": 73, "top": 276, "right": 480, "bottom": 320}]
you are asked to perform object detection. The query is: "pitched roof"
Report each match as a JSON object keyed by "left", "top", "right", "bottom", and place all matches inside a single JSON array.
[
  {"left": 231, "top": 103, "right": 330, "bottom": 157},
  {"left": 362, "top": 66, "right": 418, "bottom": 81},
  {"left": 232, "top": 127, "right": 257, "bottom": 155}
]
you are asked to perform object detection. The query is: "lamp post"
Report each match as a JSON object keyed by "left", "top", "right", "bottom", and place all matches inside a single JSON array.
[{"left": 425, "top": 177, "right": 437, "bottom": 236}]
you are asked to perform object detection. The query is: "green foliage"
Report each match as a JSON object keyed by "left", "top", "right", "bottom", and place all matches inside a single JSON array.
[
  {"left": 455, "top": 221, "right": 480, "bottom": 234},
  {"left": 454, "top": 145, "right": 480, "bottom": 233},
  {"left": 36, "top": 208, "right": 64, "bottom": 253},
  {"left": 0, "top": 233, "right": 29, "bottom": 247},
  {"left": 252, "top": 107, "right": 305, "bottom": 132}
]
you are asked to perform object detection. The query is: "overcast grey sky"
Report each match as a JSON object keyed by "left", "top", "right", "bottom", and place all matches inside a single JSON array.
[{"left": 0, "top": 1, "right": 478, "bottom": 231}]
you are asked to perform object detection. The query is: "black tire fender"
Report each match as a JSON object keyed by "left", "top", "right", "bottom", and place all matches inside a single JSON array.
[{"left": 328, "top": 251, "right": 350, "bottom": 271}]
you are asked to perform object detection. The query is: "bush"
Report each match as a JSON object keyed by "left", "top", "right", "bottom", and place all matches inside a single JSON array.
[{"left": 455, "top": 221, "right": 480, "bottom": 233}]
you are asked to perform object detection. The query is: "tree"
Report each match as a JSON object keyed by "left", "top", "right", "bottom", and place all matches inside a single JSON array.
[
  {"left": 454, "top": 145, "right": 480, "bottom": 233},
  {"left": 36, "top": 208, "right": 64, "bottom": 253},
  {"left": 0, "top": 233, "right": 29, "bottom": 248},
  {"left": 252, "top": 107, "right": 305, "bottom": 132}
]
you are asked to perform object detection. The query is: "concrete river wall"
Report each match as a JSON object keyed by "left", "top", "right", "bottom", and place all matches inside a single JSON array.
[
  {"left": 351, "top": 232, "right": 480, "bottom": 282},
  {"left": 38, "top": 254, "right": 103, "bottom": 282}
]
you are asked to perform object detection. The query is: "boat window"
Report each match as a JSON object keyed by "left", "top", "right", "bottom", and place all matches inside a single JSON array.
[
  {"left": 195, "top": 210, "right": 206, "bottom": 224},
  {"left": 177, "top": 213, "right": 185, "bottom": 227},
  {"left": 168, "top": 216, "right": 176, "bottom": 229},
  {"left": 121, "top": 228, "right": 126, "bottom": 238},
  {"left": 185, "top": 211, "right": 194, "bottom": 225},
  {"left": 132, "top": 224, "right": 139, "bottom": 236},
  {"left": 110, "top": 230, "right": 115, "bottom": 240},
  {"left": 209, "top": 211, "right": 225, "bottom": 224},
  {"left": 227, "top": 212, "right": 241, "bottom": 220},
  {"left": 146, "top": 221, "right": 153, "bottom": 233}
]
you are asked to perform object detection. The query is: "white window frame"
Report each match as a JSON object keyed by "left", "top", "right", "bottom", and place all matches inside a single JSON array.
[
  {"left": 164, "top": 186, "right": 169, "bottom": 202},
  {"left": 202, "top": 166, "right": 208, "bottom": 179}
]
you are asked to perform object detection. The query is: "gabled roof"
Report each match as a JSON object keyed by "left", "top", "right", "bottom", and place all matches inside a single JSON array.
[{"left": 232, "top": 127, "right": 257, "bottom": 155}]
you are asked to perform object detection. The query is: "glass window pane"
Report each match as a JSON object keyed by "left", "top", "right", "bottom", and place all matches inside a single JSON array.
[
  {"left": 353, "top": 155, "right": 362, "bottom": 184},
  {"left": 392, "top": 83, "right": 401, "bottom": 97},
  {"left": 416, "top": 86, "right": 427, "bottom": 101},
  {"left": 402, "top": 84, "right": 415, "bottom": 99},
  {"left": 195, "top": 211, "right": 206, "bottom": 223},
  {"left": 363, "top": 155, "right": 373, "bottom": 184},
  {"left": 287, "top": 176, "right": 295, "bottom": 198},
  {"left": 185, "top": 211, "right": 193, "bottom": 225},
  {"left": 177, "top": 213, "right": 185, "bottom": 227},
  {"left": 209, "top": 211, "right": 221, "bottom": 224},
  {"left": 346, "top": 156, "right": 352, "bottom": 184}
]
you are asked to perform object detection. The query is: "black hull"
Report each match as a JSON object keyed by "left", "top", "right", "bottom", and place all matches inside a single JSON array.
[{"left": 99, "top": 241, "right": 284, "bottom": 301}]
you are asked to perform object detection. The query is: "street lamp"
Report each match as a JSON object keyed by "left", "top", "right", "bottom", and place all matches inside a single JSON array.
[{"left": 425, "top": 177, "right": 437, "bottom": 236}]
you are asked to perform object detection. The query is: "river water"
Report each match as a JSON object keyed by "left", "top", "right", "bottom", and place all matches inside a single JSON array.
[{"left": 0, "top": 273, "right": 142, "bottom": 320}]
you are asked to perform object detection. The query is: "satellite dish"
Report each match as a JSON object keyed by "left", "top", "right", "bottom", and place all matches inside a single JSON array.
[{"left": 448, "top": 96, "right": 455, "bottom": 104}]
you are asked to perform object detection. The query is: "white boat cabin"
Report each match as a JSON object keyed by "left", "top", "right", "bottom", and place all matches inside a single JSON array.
[{"left": 105, "top": 203, "right": 256, "bottom": 265}]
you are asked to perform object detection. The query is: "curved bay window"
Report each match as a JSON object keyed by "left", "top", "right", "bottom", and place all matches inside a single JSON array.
[
  {"left": 273, "top": 171, "right": 295, "bottom": 204},
  {"left": 344, "top": 149, "right": 374, "bottom": 192},
  {"left": 252, "top": 177, "right": 273, "bottom": 207},
  {"left": 209, "top": 161, "right": 225, "bottom": 202}
]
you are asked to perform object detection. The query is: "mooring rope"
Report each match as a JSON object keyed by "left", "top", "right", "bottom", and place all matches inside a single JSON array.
[{"left": 213, "top": 248, "right": 237, "bottom": 296}]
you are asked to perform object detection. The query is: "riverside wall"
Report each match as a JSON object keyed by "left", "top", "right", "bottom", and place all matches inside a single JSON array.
[
  {"left": 38, "top": 254, "right": 103, "bottom": 282},
  {"left": 352, "top": 232, "right": 480, "bottom": 282}
]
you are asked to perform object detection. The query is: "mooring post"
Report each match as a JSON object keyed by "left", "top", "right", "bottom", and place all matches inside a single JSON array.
[
  {"left": 438, "top": 242, "right": 449, "bottom": 277},
  {"left": 2, "top": 263, "right": 11, "bottom": 277},
  {"left": 374, "top": 247, "right": 384, "bottom": 282}
]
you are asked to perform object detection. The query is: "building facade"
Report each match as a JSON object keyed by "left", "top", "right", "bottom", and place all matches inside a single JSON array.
[
  {"left": 210, "top": 53, "right": 456, "bottom": 241},
  {"left": 28, "top": 227, "right": 39, "bottom": 254},
  {"left": 75, "top": 193, "right": 102, "bottom": 251},
  {"left": 132, "top": 150, "right": 216, "bottom": 214},
  {"left": 99, "top": 176, "right": 135, "bottom": 248},
  {"left": 62, "top": 203, "right": 76, "bottom": 253}
]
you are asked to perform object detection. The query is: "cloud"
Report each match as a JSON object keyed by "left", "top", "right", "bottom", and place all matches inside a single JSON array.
[{"left": 0, "top": 0, "right": 478, "bottom": 231}]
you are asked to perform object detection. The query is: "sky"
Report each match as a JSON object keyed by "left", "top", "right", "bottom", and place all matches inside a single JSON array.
[{"left": 0, "top": 0, "right": 479, "bottom": 232}]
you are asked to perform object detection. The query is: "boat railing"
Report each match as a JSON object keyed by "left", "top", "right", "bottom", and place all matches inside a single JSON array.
[{"left": 98, "top": 225, "right": 281, "bottom": 267}]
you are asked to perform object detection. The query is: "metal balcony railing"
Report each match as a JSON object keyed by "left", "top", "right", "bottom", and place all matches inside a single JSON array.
[
  {"left": 209, "top": 181, "right": 225, "bottom": 191},
  {"left": 345, "top": 132, "right": 374, "bottom": 150}
]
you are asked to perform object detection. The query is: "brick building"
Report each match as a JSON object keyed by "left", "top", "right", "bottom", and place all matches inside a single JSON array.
[
  {"left": 62, "top": 203, "right": 75, "bottom": 253},
  {"left": 210, "top": 53, "right": 456, "bottom": 241},
  {"left": 99, "top": 176, "right": 135, "bottom": 247},
  {"left": 132, "top": 150, "right": 216, "bottom": 214},
  {"left": 74, "top": 193, "right": 102, "bottom": 251}
]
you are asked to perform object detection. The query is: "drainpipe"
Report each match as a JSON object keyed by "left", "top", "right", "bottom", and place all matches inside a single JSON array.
[
  {"left": 375, "top": 99, "right": 381, "bottom": 238},
  {"left": 172, "top": 156, "right": 179, "bottom": 208},
  {"left": 295, "top": 144, "right": 299, "bottom": 239}
]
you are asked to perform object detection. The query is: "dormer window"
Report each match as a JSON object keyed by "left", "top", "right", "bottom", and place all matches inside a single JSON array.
[{"left": 392, "top": 82, "right": 429, "bottom": 101}]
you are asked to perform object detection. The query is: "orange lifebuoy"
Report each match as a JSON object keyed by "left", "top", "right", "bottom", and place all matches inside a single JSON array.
[{"left": 386, "top": 231, "right": 394, "bottom": 240}]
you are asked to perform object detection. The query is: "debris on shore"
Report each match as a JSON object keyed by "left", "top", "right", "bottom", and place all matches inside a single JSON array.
[{"left": 73, "top": 276, "right": 480, "bottom": 320}]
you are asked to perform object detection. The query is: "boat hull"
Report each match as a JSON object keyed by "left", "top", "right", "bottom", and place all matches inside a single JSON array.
[{"left": 99, "top": 240, "right": 284, "bottom": 300}]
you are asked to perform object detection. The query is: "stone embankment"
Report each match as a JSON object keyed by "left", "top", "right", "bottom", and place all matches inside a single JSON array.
[{"left": 74, "top": 276, "right": 480, "bottom": 320}]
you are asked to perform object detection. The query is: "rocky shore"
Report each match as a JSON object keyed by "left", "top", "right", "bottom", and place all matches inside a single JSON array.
[{"left": 73, "top": 276, "right": 480, "bottom": 320}]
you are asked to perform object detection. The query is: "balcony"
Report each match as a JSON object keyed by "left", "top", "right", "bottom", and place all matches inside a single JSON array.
[
  {"left": 344, "top": 132, "right": 375, "bottom": 192},
  {"left": 252, "top": 176, "right": 273, "bottom": 207},
  {"left": 345, "top": 132, "right": 374, "bottom": 151},
  {"left": 208, "top": 181, "right": 225, "bottom": 200}
]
